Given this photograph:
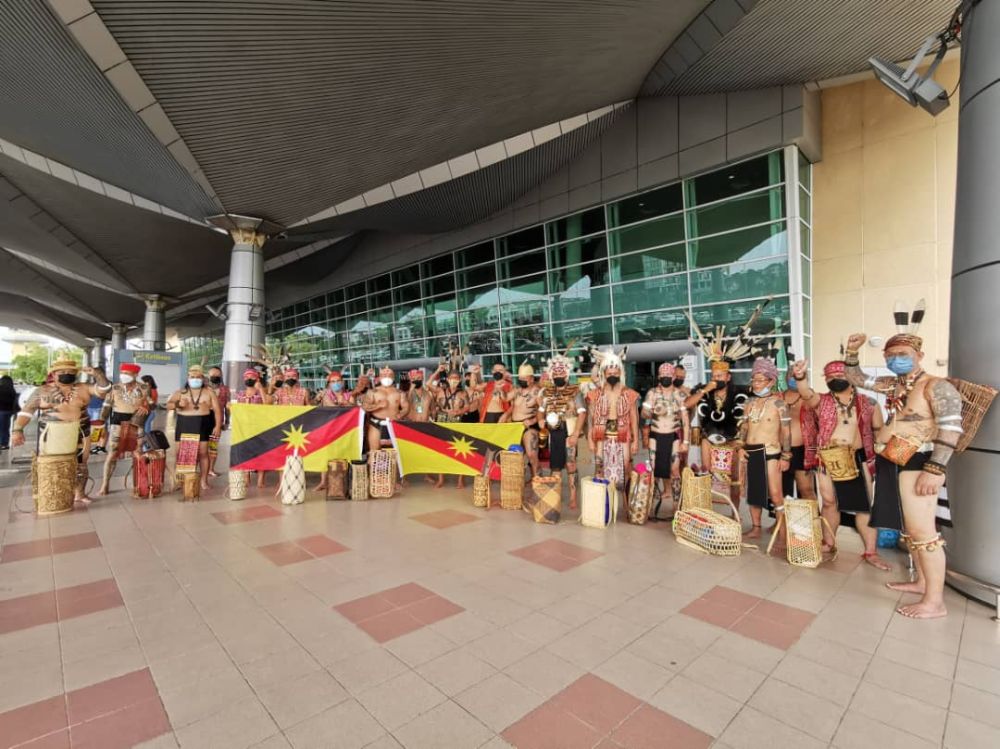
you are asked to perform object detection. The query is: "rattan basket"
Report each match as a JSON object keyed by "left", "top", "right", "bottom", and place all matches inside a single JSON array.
[
  {"left": 326, "top": 459, "right": 349, "bottom": 500},
  {"left": 499, "top": 450, "right": 524, "bottom": 510},
  {"left": 350, "top": 460, "right": 369, "bottom": 501},
  {"left": 767, "top": 498, "right": 832, "bottom": 568},
  {"left": 35, "top": 454, "right": 76, "bottom": 516},
  {"left": 472, "top": 475, "right": 490, "bottom": 508},
  {"left": 369, "top": 449, "right": 397, "bottom": 498},
  {"left": 680, "top": 466, "right": 713, "bottom": 512},
  {"left": 180, "top": 472, "right": 201, "bottom": 502},
  {"left": 226, "top": 469, "right": 248, "bottom": 501},
  {"left": 672, "top": 467, "right": 741, "bottom": 556},
  {"left": 948, "top": 377, "right": 999, "bottom": 452}
]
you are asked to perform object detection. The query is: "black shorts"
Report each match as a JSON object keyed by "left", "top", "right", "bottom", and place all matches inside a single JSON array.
[
  {"left": 483, "top": 412, "right": 503, "bottom": 424},
  {"left": 175, "top": 414, "right": 213, "bottom": 443},
  {"left": 650, "top": 431, "right": 678, "bottom": 479}
]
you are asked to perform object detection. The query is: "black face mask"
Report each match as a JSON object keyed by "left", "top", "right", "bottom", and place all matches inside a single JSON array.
[
  {"left": 517, "top": 379, "right": 528, "bottom": 389},
  {"left": 659, "top": 377, "right": 672, "bottom": 387},
  {"left": 606, "top": 375, "right": 620, "bottom": 386},
  {"left": 672, "top": 378, "right": 685, "bottom": 388},
  {"left": 492, "top": 372, "right": 503, "bottom": 381},
  {"left": 244, "top": 379, "right": 257, "bottom": 388},
  {"left": 57, "top": 373, "right": 76, "bottom": 385},
  {"left": 438, "top": 372, "right": 448, "bottom": 382},
  {"left": 285, "top": 379, "right": 297, "bottom": 387},
  {"left": 553, "top": 377, "right": 567, "bottom": 387},
  {"left": 209, "top": 376, "right": 222, "bottom": 385},
  {"left": 413, "top": 380, "right": 423, "bottom": 389},
  {"left": 828, "top": 379, "right": 851, "bottom": 393}
]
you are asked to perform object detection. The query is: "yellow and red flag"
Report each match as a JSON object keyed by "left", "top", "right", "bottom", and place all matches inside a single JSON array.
[
  {"left": 389, "top": 421, "right": 524, "bottom": 477},
  {"left": 230, "top": 404, "right": 364, "bottom": 472}
]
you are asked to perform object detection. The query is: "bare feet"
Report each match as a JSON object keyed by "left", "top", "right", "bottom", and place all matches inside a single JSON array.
[
  {"left": 208, "top": 471, "right": 220, "bottom": 478},
  {"left": 314, "top": 482, "right": 327, "bottom": 492},
  {"left": 96, "top": 486, "right": 109, "bottom": 497},
  {"left": 201, "top": 482, "right": 210, "bottom": 492},
  {"left": 743, "top": 525, "right": 762, "bottom": 540},
  {"left": 886, "top": 580, "right": 925, "bottom": 594},
  {"left": 74, "top": 496, "right": 92, "bottom": 506},
  {"left": 861, "top": 552, "right": 892, "bottom": 571},
  {"left": 897, "top": 601, "right": 947, "bottom": 619},
  {"left": 424, "top": 475, "right": 437, "bottom": 485},
  {"left": 434, "top": 477, "right": 444, "bottom": 489},
  {"left": 569, "top": 500, "right": 577, "bottom": 511}
]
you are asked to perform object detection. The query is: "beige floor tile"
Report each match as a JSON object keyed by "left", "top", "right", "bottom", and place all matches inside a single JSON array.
[
  {"left": 454, "top": 672, "right": 543, "bottom": 733},
  {"left": 477, "top": 737, "right": 513, "bottom": 749},
  {"left": 257, "top": 669, "right": 350, "bottom": 729},
  {"left": 147, "top": 642, "right": 236, "bottom": 693},
  {"left": 0, "top": 661, "right": 63, "bottom": 713},
  {"left": 135, "top": 734, "right": 181, "bottom": 748},
  {"left": 833, "top": 710, "right": 939, "bottom": 749},
  {"left": 539, "top": 595, "right": 604, "bottom": 626},
  {"left": 710, "top": 631, "right": 785, "bottom": 675},
  {"left": 720, "top": 706, "right": 827, "bottom": 749},
  {"left": 771, "top": 654, "right": 860, "bottom": 707},
  {"left": 427, "top": 611, "right": 495, "bottom": 645},
  {"left": 648, "top": 675, "right": 742, "bottom": 738},
  {"left": 174, "top": 697, "right": 279, "bottom": 749},
  {"left": 874, "top": 634, "right": 957, "bottom": 679},
  {"left": 504, "top": 610, "right": 572, "bottom": 646},
  {"left": 544, "top": 628, "right": 623, "bottom": 671},
  {"left": 502, "top": 649, "right": 584, "bottom": 700},
  {"left": 358, "top": 670, "right": 447, "bottom": 731},
  {"left": 385, "top": 626, "right": 457, "bottom": 668},
  {"left": 463, "top": 629, "right": 540, "bottom": 671},
  {"left": 956, "top": 657, "right": 1000, "bottom": 698},
  {"left": 284, "top": 699, "right": 385, "bottom": 749},
  {"left": 682, "top": 651, "right": 768, "bottom": 703},
  {"left": 329, "top": 648, "right": 411, "bottom": 695},
  {"left": 864, "top": 655, "right": 953, "bottom": 708},
  {"left": 749, "top": 677, "right": 845, "bottom": 743},
  {"left": 591, "top": 648, "right": 673, "bottom": 701},
  {"left": 849, "top": 680, "right": 946, "bottom": 742},
  {"left": 240, "top": 646, "right": 322, "bottom": 690},
  {"left": 249, "top": 735, "right": 292, "bottom": 748},
  {"left": 787, "top": 631, "right": 872, "bottom": 679},
  {"left": 62, "top": 642, "right": 148, "bottom": 692},
  {"left": 160, "top": 666, "right": 257, "bottom": 728},
  {"left": 362, "top": 736, "right": 403, "bottom": 749},
  {"left": 393, "top": 699, "right": 493, "bottom": 749},
  {"left": 950, "top": 682, "right": 1000, "bottom": 730},
  {"left": 944, "top": 712, "right": 1000, "bottom": 749}
]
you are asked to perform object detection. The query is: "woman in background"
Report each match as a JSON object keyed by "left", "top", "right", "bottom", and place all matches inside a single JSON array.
[
  {"left": 141, "top": 375, "right": 159, "bottom": 434},
  {"left": 0, "top": 375, "right": 17, "bottom": 450}
]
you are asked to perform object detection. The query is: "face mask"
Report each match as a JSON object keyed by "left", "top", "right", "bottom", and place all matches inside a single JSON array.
[
  {"left": 753, "top": 386, "right": 771, "bottom": 397},
  {"left": 210, "top": 376, "right": 222, "bottom": 385},
  {"left": 659, "top": 377, "right": 672, "bottom": 387},
  {"left": 380, "top": 377, "right": 393, "bottom": 387},
  {"left": 245, "top": 379, "right": 257, "bottom": 388},
  {"left": 189, "top": 378, "right": 203, "bottom": 389},
  {"left": 787, "top": 376, "right": 798, "bottom": 390},
  {"left": 606, "top": 375, "right": 620, "bottom": 386},
  {"left": 120, "top": 374, "right": 134, "bottom": 385},
  {"left": 285, "top": 379, "right": 297, "bottom": 387},
  {"left": 57, "top": 373, "right": 76, "bottom": 385},
  {"left": 827, "top": 379, "right": 851, "bottom": 393},
  {"left": 493, "top": 372, "right": 503, "bottom": 381},
  {"left": 553, "top": 377, "right": 567, "bottom": 387},
  {"left": 413, "top": 380, "right": 423, "bottom": 389},
  {"left": 450, "top": 380, "right": 460, "bottom": 389},
  {"left": 672, "top": 378, "right": 685, "bottom": 388},
  {"left": 886, "top": 356, "right": 915, "bottom": 376},
  {"left": 330, "top": 382, "right": 343, "bottom": 392},
  {"left": 274, "top": 381, "right": 283, "bottom": 388},
  {"left": 517, "top": 379, "right": 528, "bottom": 389},
  {"left": 438, "top": 372, "right": 448, "bottom": 382}
]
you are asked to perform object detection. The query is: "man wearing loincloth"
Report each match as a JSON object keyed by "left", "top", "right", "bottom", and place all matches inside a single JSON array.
[
  {"left": 504, "top": 363, "right": 542, "bottom": 480},
  {"left": 782, "top": 365, "right": 817, "bottom": 500},
  {"left": 586, "top": 348, "right": 639, "bottom": 492},
  {"left": 165, "top": 365, "right": 222, "bottom": 491},
  {"left": 642, "top": 362, "right": 690, "bottom": 517},
  {"left": 842, "top": 331, "right": 962, "bottom": 619},
  {"left": 794, "top": 359, "right": 890, "bottom": 570},
  {"left": 538, "top": 354, "right": 586, "bottom": 510},
  {"left": 360, "top": 366, "right": 408, "bottom": 455},
  {"left": 738, "top": 358, "right": 791, "bottom": 544},
  {"left": 233, "top": 368, "right": 271, "bottom": 489},
  {"left": 13, "top": 359, "right": 111, "bottom": 505},
  {"left": 97, "top": 362, "right": 152, "bottom": 496}
]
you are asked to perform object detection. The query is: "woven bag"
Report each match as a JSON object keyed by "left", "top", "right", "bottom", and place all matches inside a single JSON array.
[
  {"left": 35, "top": 454, "right": 76, "bottom": 516},
  {"left": 225, "top": 469, "right": 248, "bottom": 501},
  {"left": 947, "top": 377, "right": 998, "bottom": 452},
  {"left": 472, "top": 475, "right": 490, "bottom": 508},
  {"left": 680, "top": 467, "right": 713, "bottom": 513},
  {"left": 627, "top": 470, "right": 654, "bottom": 525},
  {"left": 767, "top": 498, "right": 834, "bottom": 568},
  {"left": 527, "top": 476, "right": 561, "bottom": 524},
  {"left": 369, "top": 449, "right": 397, "bottom": 498},
  {"left": 279, "top": 454, "right": 306, "bottom": 505},
  {"left": 672, "top": 467, "right": 741, "bottom": 557},
  {"left": 180, "top": 473, "right": 201, "bottom": 501},
  {"left": 580, "top": 476, "right": 618, "bottom": 529},
  {"left": 350, "top": 460, "right": 369, "bottom": 501},
  {"left": 326, "top": 460, "right": 349, "bottom": 500},
  {"left": 499, "top": 450, "right": 524, "bottom": 510}
]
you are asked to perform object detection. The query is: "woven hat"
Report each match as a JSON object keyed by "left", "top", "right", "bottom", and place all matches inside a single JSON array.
[
  {"left": 120, "top": 362, "right": 141, "bottom": 375},
  {"left": 48, "top": 358, "right": 79, "bottom": 374}
]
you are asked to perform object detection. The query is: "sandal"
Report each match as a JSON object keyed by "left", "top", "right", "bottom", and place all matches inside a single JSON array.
[{"left": 862, "top": 551, "right": 892, "bottom": 571}]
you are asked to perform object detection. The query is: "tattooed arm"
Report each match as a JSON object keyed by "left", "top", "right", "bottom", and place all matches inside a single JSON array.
[
  {"left": 842, "top": 333, "right": 895, "bottom": 394},
  {"left": 928, "top": 378, "right": 963, "bottom": 467},
  {"left": 775, "top": 397, "right": 792, "bottom": 455}
]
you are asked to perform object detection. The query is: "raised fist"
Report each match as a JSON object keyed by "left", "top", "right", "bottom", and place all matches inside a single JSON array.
[
  {"left": 791, "top": 360, "right": 808, "bottom": 379},
  {"left": 846, "top": 333, "right": 867, "bottom": 351}
]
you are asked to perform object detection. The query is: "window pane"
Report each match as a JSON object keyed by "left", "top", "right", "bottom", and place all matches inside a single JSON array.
[
  {"left": 547, "top": 234, "right": 608, "bottom": 268},
  {"left": 545, "top": 207, "right": 605, "bottom": 244},
  {"left": 367, "top": 274, "right": 390, "bottom": 294},
  {"left": 501, "top": 299, "right": 548, "bottom": 328},
  {"left": 503, "top": 325, "right": 550, "bottom": 353},
  {"left": 498, "top": 274, "right": 548, "bottom": 327},
  {"left": 421, "top": 254, "right": 453, "bottom": 278},
  {"left": 801, "top": 255, "right": 811, "bottom": 297},
  {"left": 423, "top": 296, "right": 457, "bottom": 337},
  {"left": 345, "top": 283, "right": 366, "bottom": 314},
  {"left": 690, "top": 297, "right": 792, "bottom": 339},
  {"left": 391, "top": 266, "right": 420, "bottom": 287},
  {"left": 458, "top": 283, "right": 498, "bottom": 310},
  {"left": 553, "top": 317, "right": 613, "bottom": 349},
  {"left": 549, "top": 261, "right": 610, "bottom": 291},
  {"left": 498, "top": 249, "right": 547, "bottom": 280},
  {"left": 394, "top": 338, "right": 426, "bottom": 358},
  {"left": 798, "top": 150, "right": 811, "bottom": 191},
  {"left": 610, "top": 243, "right": 686, "bottom": 282},
  {"left": 613, "top": 274, "right": 689, "bottom": 313},
  {"left": 688, "top": 224, "right": 786, "bottom": 268},
  {"left": 551, "top": 284, "right": 611, "bottom": 321},
  {"left": 608, "top": 183, "right": 683, "bottom": 227},
  {"left": 799, "top": 186, "right": 811, "bottom": 221},
  {"left": 800, "top": 222, "right": 811, "bottom": 258},
  {"left": 687, "top": 188, "right": 784, "bottom": 239},
  {"left": 456, "top": 241, "right": 495, "bottom": 269},
  {"left": 459, "top": 304, "right": 498, "bottom": 334},
  {"left": 393, "top": 310, "right": 424, "bottom": 341},
  {"left": 393, "top": 282, "right": 422, "bottom": 306},
  {"left": 497, "top": 226, "right": 545, "bottom": 256},
  {"left": 346, "top": 315, "right": 372, "bottom": 347},
  {"left": 422, "top": 273, "right": 455, "bottom": 297},
  {"left": 689, "top": 256, "right": 789, "bottom": 306},
  {"left": 685, "top": 152, "right": 783, "bottom": 206},
  {"left": 457, "top": 263, "right": 497, "bottom": 290},
  {"left": 615, "top": 310, "right": 689, "bottom": 343},
  {"left": 608, "top": 214, "right": 684, "bottom": 254},
  {"left": 369, "top": 290, "right": 391, "bottom": 310},
  {"left": 465, "top": 330, "right": 501, "bottom": 355}
]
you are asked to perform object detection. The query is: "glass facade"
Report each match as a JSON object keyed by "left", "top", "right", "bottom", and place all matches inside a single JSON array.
[{"left": 185, "top": 148, "right": 812, "bottom": 389}]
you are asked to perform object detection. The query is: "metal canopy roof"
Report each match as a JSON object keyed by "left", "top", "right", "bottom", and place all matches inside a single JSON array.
[{"left": 0, "top": 0, "right": 956, "bottom": 344}]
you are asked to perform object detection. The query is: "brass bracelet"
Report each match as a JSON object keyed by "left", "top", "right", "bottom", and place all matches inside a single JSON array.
[{"left": 922, "top": 460, "right": 947, "bottom": 476}]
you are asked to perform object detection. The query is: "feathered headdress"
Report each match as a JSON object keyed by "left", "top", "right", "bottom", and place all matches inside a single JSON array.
[
  {"left": 685, "top": 297, "right": 774, "bottom": 371},
  {"left": 884, "top": 298, "right": 925, "bottom": 351},
  {"left": 588, "top": 345, "right": 628, "bottom": 378},
  {"left": 248, "top": 343, "right": 293, "bottom": 379},
  {"left": 543, "top": 339, "right": 584, "bottom": 378}
]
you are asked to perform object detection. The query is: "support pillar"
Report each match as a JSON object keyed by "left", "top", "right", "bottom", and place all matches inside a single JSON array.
[
  {"left": 109, "top": 323, "right": 129, "bottom": 352},
  {"left": 143, "top": 296, "right": 166, "bottom": 351},
  {"left": 943, "top": 0, "right": 1000, "bottom": 608},
  {"left": 90, "top": 338, "right": 107, "bottom": 372},
  {"left": 213, "top": 217, "right": 268, "bottom": 389}
]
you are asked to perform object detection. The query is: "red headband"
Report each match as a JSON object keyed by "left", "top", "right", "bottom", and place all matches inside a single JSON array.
[
  {"left": 823, "top": 361, "right": 846, "bottom": 378},
  {"left": 119, "top": 363, "right": 141, "bottom": 375}
]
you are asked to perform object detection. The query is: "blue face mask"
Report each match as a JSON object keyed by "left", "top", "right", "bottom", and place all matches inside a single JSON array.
[
  {"left": 753, "top": 386, "right": 772, "bottom": 397},
  {"left": 787, "top": 376, "right": 797, "bottom": 390},
  {"left": 886, "top": 356, "right": 915, "bottom": 376},
  {"left": 188, "top": 378, "right": 203, "bottom": 389},
  {"left": 330, "top": 382, "right": 343, "bottom": 392}
]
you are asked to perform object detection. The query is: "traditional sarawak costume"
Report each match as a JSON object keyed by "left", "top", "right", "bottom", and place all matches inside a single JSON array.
[
  {"left": 99, "top": 362, "right": 151, "bottom": 493},
  {"left": 643, "top": 363, "right": 687, "bottom": 480},
  {"left": 539, "top": 354, "right": 585, "bottom": 476},
  {"left": 318, "top": 371, "right": 354, "bottom": 407},
  {"left": 480, "top": 373, "right": 512, "bottom": 423},
  {"left": 273, "top": 369, "right": 311, "bottom": 406},
  {"left": 405, "top": 369, "right": 432, "bottom": 417},
  {"left": 743, "top": 358, "right": 785, "bottom": 511},
  {"left": 586, "top": 347, "right": 638, "bottom": 489},
  {"left": 236, "top": 369, "right": 267, "bottom": 405},
  {"left": 800, "top": 361, "right": 877, "bottom": 514}
]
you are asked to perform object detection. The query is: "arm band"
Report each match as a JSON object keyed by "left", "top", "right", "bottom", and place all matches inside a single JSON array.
[{"left": 938, "top": 424, "right": 964, "bottom": 433}]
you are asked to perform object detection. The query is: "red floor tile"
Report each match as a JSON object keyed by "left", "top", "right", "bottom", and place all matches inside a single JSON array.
[
  {"left": 356, "top": 609, "right": 424, "bottom": 643},
  {"left": 410, "top": 509, "right": 480, "bottom": 529},
  {"left": 501, "top": 702, "right": 604, "bottom": 749},
  {"left": 509, "top": 540, "right": 603, "bottom": 572},
  {"left": 610, "top": 704, "right": 713, "bottom": 749},
  {"left": 49, "top": 532, "right": 101, "bottom": 556},
  {"left": 700, "top": 586, "right": 762, "bottom": 613},
  {"left": 55, "top": 579, "right": 123, "bottom": 621},
  {"left": 730, "top": 615, "right": 807, "bottom": 650},
  {"left": 403, "top": 595, "right": 465, "bottom": 625},
  {"left": 679, "top": 599, "right": 746, "bottom": 630},
  {"left": 381, "top": 582, "right": 435, "bottom": 607},
  {"left": 546, "top": 540, "right": 603, "bottom": 562},
  {"left": 0, "top": 695, "right": 67, "bottom": 749},
  {"left": 295, "top": 534, "right": 349, "bottom": 557},
  {"left": 0, "top": 589, "right": 58, "bottom": 635},
  {"left": 550, "top": 674, "right": 641, "bottom": 734},
  {"left": 69, "top": 697, "right": 171, "bottom": 749},
  {"left": 66, "top": 669, "right": 159, "bottom": 725},
  {"left": 211, "top": 505, "right": 283, "bottom": 525},
  {"left": 18, "top": 728, "right": 70, "bottom": 748},
  {"left": 257, "top": 541, "right": 315, "bottom": 566},
  {"left": 0, "top": 537, "right": 52, "bottom": 563},
  {"left": 334, "top": 593, "right": 397, "bottom": 624},
  {"left": 751, "top": 599, "right": 817, "bottom": 630},
  {"left": 531, "top": 553, "right": 584, "bottom": 573}
]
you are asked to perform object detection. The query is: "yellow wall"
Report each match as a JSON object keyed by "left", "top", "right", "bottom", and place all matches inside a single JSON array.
[{"left": 812, "top": 59, "right": 958, "bottom": 376}]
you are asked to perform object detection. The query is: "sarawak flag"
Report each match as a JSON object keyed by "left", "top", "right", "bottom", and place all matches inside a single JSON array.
[
  {"left": 229, "top": 404, "right": 364, "bottom": 472},
  {"left": 390, "top": 421, "right": 524, "bottom": 477}
]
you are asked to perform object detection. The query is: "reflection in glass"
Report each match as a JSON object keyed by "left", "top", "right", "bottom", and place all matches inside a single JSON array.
[
  {"left": 547, "top": 234, "right": 607, "bottom": 269},
  {"left": 550, "top": 282, "right": 610, "bottom": 321},
  {"left": 549, "top": 261, "right": 609, "bottom": 291},
  {"left": 497, "top": 226, "right": 545, "bottom": 256},
  {"left": 545, "top": 207, "right": 605, "bottom": 245},
  {"left": 553, "top": 317, "right": 612, "bottom": 349},
  {"left": 498, "top": 250, "right": 547, "bottom": 280},
  {"left": 688, "top": 225, "right": 786, "bottom": 268},
  {"left": 465, "top": 330, "right": 501, "bottom": 355},
  {"left": 687, "top": 188, "right": 784, "bottom": 238},
  {"left": 607, "top": 183, "right": 683, "bottom": 227},
  {"left": 691, "top": 297, "right": 792, "bottom": 339},
  {"left": 684, "top": 152, "right": 783, "bottom": 206},
  {"left": 614, "top": 310, "right": 689, "bottom": 343},
  {"left": 608, "top": 214, "right": 684, "bottom": 255},
  {"left": 610, "top": 243, "right": 686, "bottom": 282},
  {"left": 800, "top": 221, "right": 811, "bottom": 258},
  {"left": 456, "top": 241, "right": 495, "bottom": 269},
  {"left": 689, "top": 256, "right": 789, "bottom": 306},
  {"left": 613, "top": 274, "right": 689, "bottom": 314},
  {"left": 421, "top": 254, "right": 453, "bottom": 279},
  {"left": 503, "top": 325, "right": 549, "bottom": 353}
]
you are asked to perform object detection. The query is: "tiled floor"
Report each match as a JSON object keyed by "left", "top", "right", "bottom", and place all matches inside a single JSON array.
[{"left": 2, "top": 448, "right": 999, "bottom": 748}]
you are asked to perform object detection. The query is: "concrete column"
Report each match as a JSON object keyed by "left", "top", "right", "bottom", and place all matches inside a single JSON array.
[
  {"left": 109, "top": 323, "right": 129, "bottom": 352},
  {"left": 943, "top": 0, "right": 1000, "bottom": 607},
  {"left": 90, "top": 338, "right": 106, "bottom": 372},
  {"left": 217, "top": 218, "right": 267, "bottom": 389},
  {"left": 143, "top": 296, "right": 166, "bottom": 351}
]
